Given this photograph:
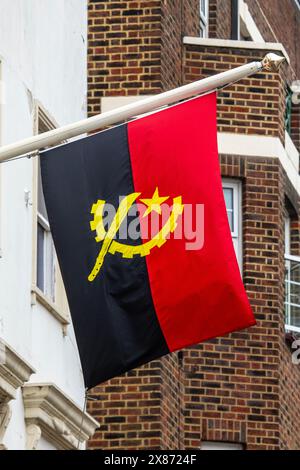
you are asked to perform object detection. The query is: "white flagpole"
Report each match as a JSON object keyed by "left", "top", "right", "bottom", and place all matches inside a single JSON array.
[{"left": 0, "top": 53, "right": 285, "bottom": 163}]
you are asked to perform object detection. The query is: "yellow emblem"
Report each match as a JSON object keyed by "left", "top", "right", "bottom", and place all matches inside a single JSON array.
[{"left": 88, "top": 187, "right": 184, "bottom": 282}]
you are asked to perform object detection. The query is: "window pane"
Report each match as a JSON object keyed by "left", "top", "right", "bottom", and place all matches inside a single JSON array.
[
  {"left": 291, "top": 305, "right": 300, "bottom": 328},
  {"left": 290, "top": 260, "right": 300, "bottom": 286},
  {"left": 38, "top": 160, "right": 48, "bottom": 221},
  {"left": 227, "top": 210, "right": 234, "bottom": 232},
  {"left": 223, "top": 188, "right": 234, "bottom": 232},
  {"left": 37, "top": 223, "right": 45, "bottom": 292},
  {"left": 285, "top": 258, "right": 300, "bottom": 329},
  {"left": 36, "top": 108, "right": 57, "bottom": 302},
  {"left": 45, "top": 232, "right": 55, "bottom": 302},
  {"left": 222, "top": 181, "right": 241, "bottom": 270},
  {"left": 224, "top": 188, "right": 233, "bottom": 210}
]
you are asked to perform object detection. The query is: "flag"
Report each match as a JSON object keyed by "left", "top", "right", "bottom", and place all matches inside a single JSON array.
[{"left": 40, "top": 92, "right": 255, "bottom": 389}]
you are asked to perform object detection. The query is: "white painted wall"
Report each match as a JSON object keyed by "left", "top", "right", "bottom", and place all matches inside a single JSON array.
[
  {"left": 36, "top": 437, "right": 58, "bottom": 451},
  {"left": 0, "top": 0, "right": 87, "bottom": 450}
]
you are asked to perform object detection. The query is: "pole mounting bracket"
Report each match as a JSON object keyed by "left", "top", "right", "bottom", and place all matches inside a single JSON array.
[{"left": 262, "top": 53, "right": 286, "bottom": 72}]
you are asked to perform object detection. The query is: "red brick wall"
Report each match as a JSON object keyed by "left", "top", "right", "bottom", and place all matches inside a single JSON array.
[
  {"left": 161, "top": 0, "right": 182, "bottom": 90},
  {"left": 291, "top": 104, "right": 300, "bottom": 152},
  {"left": 179, "top": 155, "right": 285, "bottom": 450},
  {"left": 279, "top": 345, "right": 300, "bottom": 449},
  {"left": 235, "top": 0, "right": 300, "bottom": 150},
  {"left": 183, "top": 45, "right": 287, "bottom": 143},
  {"left": 88, "top": 0, "right": 300, "bottom": 109},
  {"left": 87, "top": 0, "right": 300, "bottom": 451},
  {"left": 88, "top": 361, "right": 163, "bottom": 450},
  {"left": 88, "top": 0, "right": 203, "bottom": 107},
  {"left": 280, "top": 179, "right": 300, "bottom": 450},
  {"left": 88, "top": 155, "right": 300, "bottom": 450},
  {"left": 160, "top": 0, "right": 201, "bottom": 91},
  {"left": 245, "top": 0, "right": 300, "bottom": 77},
  {"left": 88, "top": 0, "right": 163, "bottom": 115},
  {"left": 160, "top": 354, "right": 182, "bottom": 449},
  {"left": 209, "top": 0, "right": 232, "bottom": 39},
  {"left": 184, "top": 0, "right": 200, "bottom": 37}
]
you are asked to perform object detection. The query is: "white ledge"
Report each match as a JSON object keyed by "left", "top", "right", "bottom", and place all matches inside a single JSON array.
[
  {"left": 23, "top": 383, "right": 99, "bottom": 450},
  {"left": 183, "top": 37, "right": 290, "bottom": 64},
  {"left": 31, "top": 286, "right": 70, "bottom": 327},
  {"left": 0, "top": 339, "right": 35, "bottom": 403},
  {"left": 218, "top": 133, "right": 300, "bottom": 195}
]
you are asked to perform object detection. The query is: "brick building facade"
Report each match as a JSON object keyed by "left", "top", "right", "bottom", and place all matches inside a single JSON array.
[{"left": 87, "top": 0, "right": 300, "bottom": 450}]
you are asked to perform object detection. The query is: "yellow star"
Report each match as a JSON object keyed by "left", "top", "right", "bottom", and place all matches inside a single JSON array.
[{"left": 140, "top": 187, "right": 169, "bottom": 218}]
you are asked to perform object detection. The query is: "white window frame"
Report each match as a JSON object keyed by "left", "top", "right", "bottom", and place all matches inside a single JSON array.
[
  {"left": 37, "top": 210, "right": 55, "bottom": 302},
  {"left": 285, "top": 254, "right": 300, "bottom": 334},
  {"left": 284, "top": 216, "right": 300, "bottom": 334},
  {"left": 31, "top": 102, "right": 70, "bottom": 326},
  {"left": 34, "top": 105, "right": 57, "bottom": 302},
  {"left": 200, "top": 0, "right": 209, "bottom": 38},
  {"left": 222, "top": 179, "right": 242, "bottom": 270}
]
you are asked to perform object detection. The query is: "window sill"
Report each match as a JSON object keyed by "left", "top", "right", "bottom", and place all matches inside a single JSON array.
[
  {"left": 31, "top": 286, "right": 70, "bottom": 326},
  {"left": 285, "top": 324, "right": 300, "bottom": 335},
  {"left": 182, "top": 37, "right": 290, "bottom": 64}
]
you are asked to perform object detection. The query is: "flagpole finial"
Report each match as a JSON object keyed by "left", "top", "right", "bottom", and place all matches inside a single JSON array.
[{"left": 262, "top": 53, "right": 286, "bottom": 72}]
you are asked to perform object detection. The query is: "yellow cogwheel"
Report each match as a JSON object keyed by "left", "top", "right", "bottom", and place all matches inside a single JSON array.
[
  {"left": 88, "top": 193, "right": 184, "bottom": 281},
  {"left": 90, "top": 199, "right": 106, "bottom": 242}
]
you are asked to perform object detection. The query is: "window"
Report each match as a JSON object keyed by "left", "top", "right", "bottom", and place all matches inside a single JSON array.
[
  {"left": 31, "top": 103, "right": 70, "bottom": 324},
  {"left": 222, "top": 180, "right": 242, "bottom": 269},
  {"left": 201, "top": 441, "right": 243, "bottom": 450},
  {"left": 285, "top": 87, "right": 293, "bottom": 136},
  {"left": 200, "top": 0, "right": 209, "bottom": 38},
  {"left": 285, "top": 216, "right": 291, "bottom": 255},
  {"left": 35, "top": 106, "right": 56, "bottom": 302},
  {"left": 37, "top": 163, "right": 55, "bottom": 300},
  {"left": 284, "top": 216, "right": 300, "bottom": 333}
]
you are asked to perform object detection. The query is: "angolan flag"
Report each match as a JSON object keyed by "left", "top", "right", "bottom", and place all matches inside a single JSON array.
[{"left": 40, "top": 93, "right": 255, "bottom": 389}]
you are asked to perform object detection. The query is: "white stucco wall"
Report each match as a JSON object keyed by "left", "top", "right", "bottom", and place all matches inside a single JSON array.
[{"left": 0, "top": 0, "right": 87, "bottom": 450}]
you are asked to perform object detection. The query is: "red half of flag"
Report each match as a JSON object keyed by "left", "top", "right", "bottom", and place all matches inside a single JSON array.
[{"left": 128, "top": 92, "right": 256, "bottom": 352}]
